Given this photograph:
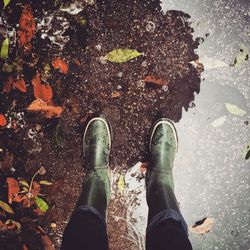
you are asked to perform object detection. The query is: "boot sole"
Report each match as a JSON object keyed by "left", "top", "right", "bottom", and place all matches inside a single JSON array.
[
  {"left": 149, "top": 118, "right": 178, "bottom": 152},
  {"left": 83, "top": 116, "right": 112, "bottom": 157}
]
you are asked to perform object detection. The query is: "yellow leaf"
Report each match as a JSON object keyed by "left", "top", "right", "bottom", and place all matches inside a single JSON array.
[
  {"left": 0, "top": 38, "right": 9, "bottom": 60},
  {"left": 3, "top": 0, "right": 11, "bottom": 8},
  {"left": 105, "top": 49, "right": 143, "bottom": 63},
  {"left": 118, "top": 175, "right": 125, "bottom": 191},
  {"left": 39, "top": 180, "right": 53, "bottom": 185},
  {"left": 225, "top": 103, "right": 246, "bottom": 116},
  {"left": 0, "top": 200, "right": 14, "bottom": 214}
]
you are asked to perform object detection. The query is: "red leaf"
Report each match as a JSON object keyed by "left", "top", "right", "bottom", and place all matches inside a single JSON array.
[
  {"left": 7, "top": 178, "right": 20, "bottom": 204},
  {"left": 52, "top": 58, "right": 69, "bottom": 74},
  {"left": 0, "top": 114, "right": 7, "bottom": 127},
  {"left": 32, "top": 73, "right": 53, "bottom": 101},
  {"left": 140, "top": 162, "right": 149, "bottom": 174},
  {"left": 13, "top": 195, "right": 27, "bottom": 203},
  {"left": 23, "top": 244, "right": 29, "bottom": 250},
  {"left": 27, "top": 99, "right": 63, "bottom": 118},
  {"left": 144, "top": 75, "right": 167, "bottom": 87},
  {"left": 18, "top": 4, "right": 36, "bottom": 54},
  {"left": 13, "top": 78, "right": 27, "bottom": 93},
  {"left": 31, "top": 181, "right": 41, "bottom": 197}
]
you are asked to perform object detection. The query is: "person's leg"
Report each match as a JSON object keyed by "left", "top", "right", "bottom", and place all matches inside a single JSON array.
[
  {"left": 146, "top": 118, "right": 192, "bottom": 250},
  {"left": 61, "top": 116, "right": 112, "bottom": 250}
]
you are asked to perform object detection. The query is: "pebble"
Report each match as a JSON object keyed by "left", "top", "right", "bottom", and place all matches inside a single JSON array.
[
  {"left": 117, "top": 72, "right": 123, "bottom": 78},
  {"left": 146, "top": 21, "right": 156, "bottom": 32}
]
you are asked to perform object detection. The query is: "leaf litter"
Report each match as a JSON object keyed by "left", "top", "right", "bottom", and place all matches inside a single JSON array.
[{"left": 0, "top": 0, "right": 204, "bottom": 249}]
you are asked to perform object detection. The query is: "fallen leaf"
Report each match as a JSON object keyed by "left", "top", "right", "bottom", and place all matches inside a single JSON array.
[
  {"left": 20, "top": 180, "right": 29, "bottom": 188},
  {"left": 32, "top": 73, "right": 53, "bottom": 101},
  {"left": 39, "top": 180, "right": 53, "bottom": 185},
  {"left": 0, "top": 37, "right": 9, "bottom": 60},
  {"left": 27, "top": 99, "right": 63, "bottom": 118},
  {"left": 245, "top": 144, "right": 250, "bottom": 160},
  {"left": 144, "top": 75, "right": 167, "bottom": 87},
  {"left": 111, "top": 91, "right": 121, "bottom": 98},
  {"left": 118, "top": 175, "right": 125, "bottom": 191},
  {"left": 140, "top": 162, "right": 149, "bottom": 174},
  {"left": 23, "top": 243, "right": 29, "bottom": 250},
  {"left": 40, "top": 232, "right": 55, "bottom": 250},
  {"left": 18, "top": 4, "right": 36, "bottom": 54},
  {"left": 38, "top": 166, "right": 46, "bottom": 175},
  {"left": 5, "top": 219, "right": 21, "bottom": 231},
  {"left": 190, "top": 217, "right": 215, "bottom": 235},
  {"left": 34, "top": 196, "right": 49, "bottom": 213},
  {"left": 3, "top": 0, "right": 11, "bottom": 8},
  {"left": 13, "top": 78, "right": 27, "bottom": 93},
  {"left": 52, "top": 58, "right": 68, "bottom": 74},
  {"left": 0, "top": 200, "right": 14, "bottom": 214},
  {"left": 7, "top": 178, "right": 20, "bottom": 204},
  {"left": 105, "top": 49, "right": 143, "bottom": 63},
  {"left": 211, "top": 115, "right": 227, "bottom": 127},
  {"left": 2, "top": 76, "right": 27, "bottom": 94},
  {"left": 12, "top": 194, "right": 27, "bottom": 203},
  {"left": 31, "top": 181, "right": 41, "bottom": 197},
  {"left": 225, "top": 103, "right": 246, "bottom": 116},
  {"left": 0, "top": 114, "right": 7, "bottom": 126}
]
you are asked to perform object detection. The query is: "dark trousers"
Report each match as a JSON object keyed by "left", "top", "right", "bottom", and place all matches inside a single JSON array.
[{"left": 61, "top": 209, "right": 192, "bottom": 250}]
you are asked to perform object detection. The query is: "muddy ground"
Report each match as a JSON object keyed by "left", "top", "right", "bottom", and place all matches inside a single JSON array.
[{"left": 0, "top": 0, "right": 202, "bottom": 249}]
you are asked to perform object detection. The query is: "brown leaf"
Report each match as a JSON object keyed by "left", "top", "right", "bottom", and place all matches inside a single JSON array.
[
  {"left": 7, "top": 178, "right": 20, "bottom": 204},
  {"left": 140, "top": 162, "right": 149, "bottom": 174},
  {"left": 0, "top": 113, "right": 7, "bottom": 127},
  {"left": 31, "top": 181, "right": 41, "bottom": 197},
  {"left": 27, "top": 99, "right": 63, "bottom": 118},
  {"left": 13, "top": 194, "right": 27, "bottom": 203},
  {"left": 32, "top": 73, "right": 52, "bottom": 102},
  {"left": 111, "top": 91, "right": 121, "bottom": 98},
  {"left": 190, "top": 217, "right": 215, "bottom": 235},
  {"left": 144, "top": 75, "right": 167, "bottom": 87},
  {"left": 52, "top": 58, "right": 68, "bottom": 74},
  {"left": 38, "top": 166, "right": 46, "bottom": 175},
  {"left": 13, "top": 78, "right": 27, "bottom": 93},
  {"left": 18, "top": 4, "right": 36, "bottom": 54}
]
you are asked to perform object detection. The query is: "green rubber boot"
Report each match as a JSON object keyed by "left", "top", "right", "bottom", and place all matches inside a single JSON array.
[
  {"left": 146, "top": 118, "right": 180, "bottom": 224},
  {"left": 77, "top": 116, "right": 112, "bottom": 221}
]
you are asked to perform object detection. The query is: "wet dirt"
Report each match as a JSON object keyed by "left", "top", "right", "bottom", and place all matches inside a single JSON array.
[{"left": 0, "top": 0, "right": 202, "bottom": 249}]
